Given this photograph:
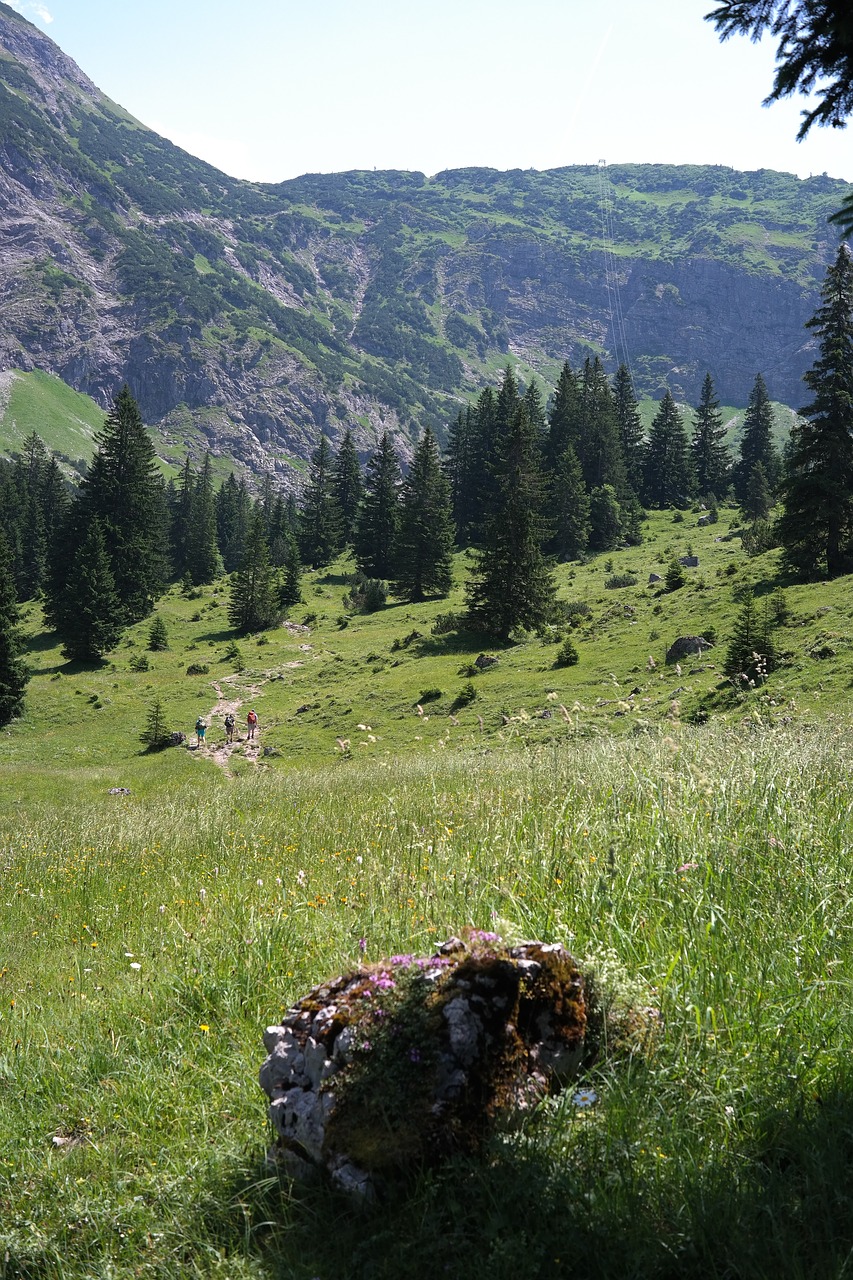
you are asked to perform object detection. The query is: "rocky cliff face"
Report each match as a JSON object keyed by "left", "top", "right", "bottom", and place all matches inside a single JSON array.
[{"left": 0, "top": 2, "right": 847, "bottom": 477}]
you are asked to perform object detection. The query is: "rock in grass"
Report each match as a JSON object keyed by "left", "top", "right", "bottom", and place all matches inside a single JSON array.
[
  {"left": 665, "top": 635, "right": 713, "bottom": 664},
  {"left": 260, "top": 934, "right": 594, "bottom": 1194}
]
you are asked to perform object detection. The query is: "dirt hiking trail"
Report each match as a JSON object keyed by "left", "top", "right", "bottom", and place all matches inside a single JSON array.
[{"left": 193, "top": 675, "right": 267, "bottom": 774}]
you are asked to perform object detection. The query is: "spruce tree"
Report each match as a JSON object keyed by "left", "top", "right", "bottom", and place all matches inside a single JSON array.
[
  {"left": 546, "top": 362, "right": 581, "bottom": 469},
  {"left": 643, "top": 390, "right": 694, "bottom": 507},
  {"left": 216, "top": 473, "right": 251, "bottom": 572},
  {"left": 743, "top": 462, "right": 773, "bottom": 521},
  {"left": 395, "top": 427, "right": 455, "bottom": 601},
  {"left": 185, "top": 454, "right": 219, "bottom": 584},
  {"left": 148, "top": 615, "right": 169, "bottom": 651},
  {"left": 355, "top": 433, "right": 401, "bottom": 579},
  {"left": 523, "top": 380, "right": 548, "bottom": 443},
  {"left": 77, "top": 385, "right": 168, "bottom": 622},
  {"left": 170, "top": 456, "right": 194, "bottom": 581},
  {"left": 300, "top": 434, "right": 339, "bottom": 568},
  {"left": 589, "top": 484, "right": 624, "bottom": 551},
  {"left": 552, "top": 443, "right": 590, "bottom": 561},
  {"left": 735, "top": 373, "right": 778, "bottom": 502},
  {"left": 59, "top": 521, "right": 124, "bottom": 662},
  {"left": 724, "top": 592, "right": 777, "bottom": 684},
  {"left": 778, "top": 242, "right": 853, "bottom": 578},
  {"left": 466, "top": 386, "right": 498, "bottom": 542},
  {"left": 613, "top": 364, "right": 646, "bottom": 495},
  {"left": 0, "top": 531, "right": 29, "bottom": 725},
  {"left": 576, "top": 357, "right": 627, "bottom": 493},
  {"left": 228, "top": 509, "right": 280, "bottom": 634},
  {"left": 444, "top": 407, "right": 478, "bottom": 545},
  {"left": 691, "top": 373, "right": 731, "bottom": 497},
  {"left": 279, "top": 533, "right": 303, "bottom": 612},
  {"left": 465, "top": 403, "right": 555, "bottom": 639},
  {"left": 332, "top": 428, "right": 364, "bottom": 549}
]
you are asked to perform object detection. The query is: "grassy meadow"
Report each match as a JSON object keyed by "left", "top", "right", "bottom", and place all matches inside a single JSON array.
[{"left": 2, "top": 507, "right": 853, "bottom": 1278}]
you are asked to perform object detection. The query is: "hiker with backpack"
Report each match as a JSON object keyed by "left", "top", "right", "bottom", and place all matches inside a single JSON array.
[
  {"left": 224, "top": 712, "right": 235, "bottom": 744},
  {"left": 247, "top": 709, "right": 258, "bottom": 740},
  {"left": 195, "top": 717, "right": 207, "bottom": 747}
]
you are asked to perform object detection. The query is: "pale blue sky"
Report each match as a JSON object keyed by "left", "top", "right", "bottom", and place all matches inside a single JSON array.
[{"left": 9, "top": 0, "right": 853, "bottom": 184}]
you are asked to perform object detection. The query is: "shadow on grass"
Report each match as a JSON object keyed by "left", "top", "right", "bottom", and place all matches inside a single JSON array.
[{"left": 205, "top": 1077, "right": 853, "bottom": 1280}]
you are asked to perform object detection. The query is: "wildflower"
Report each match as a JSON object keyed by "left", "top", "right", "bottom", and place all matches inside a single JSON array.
[
  {"left": 390, "top": 954, "right": 414, "bottom": 966},
  {"left": 355, "top": 855, "right": 363, "bottom": 865},
  {"left": 158, "top": 905, "right": 165, "bottom": 914},
  {"left": 572, "top": 1088, "right": 598, "bottom": 1108},
  {"left": 129, "top": 962, "right": 141, "bottom": 971},
  {"left": 199, "top": 1023, "right": 210, "bottom": 1033},
  {"left": 296, "top": 870, "right": 307, "bottom": 887},
  {"left": 409, "top": 1048, "right": 422, "bottom": 1063},
  {"left": 199, "top": 888, "right": 206, "bottom": 902},
  {"left": 358, "top": 936, "right": 367, "bottom": 954},
  {"left": 124, "top": 951, "right": 134, "bottom": 958},
  {"left": 256, "top": 878, "right": 263, "bottom": 887},
  {"left": 678, "top": 862, "right": 699, "bottom": 873}
]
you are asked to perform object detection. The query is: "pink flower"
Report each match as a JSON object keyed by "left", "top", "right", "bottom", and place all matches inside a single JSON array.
[{"left": 678, "top": 862, "right": 699, "bottom": 873}]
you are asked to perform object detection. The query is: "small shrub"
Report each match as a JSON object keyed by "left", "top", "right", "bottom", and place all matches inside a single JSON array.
[
  {"left": 190, "top": 611, "right": 203, "bottom": 622},
  {"left": 186, "top": 663, "right": 210, "bottom": 676},
  {"left": 771, "top": 588, "right": 791, "bottom": 625},
  {"left": 672, "top": 511, "right": 685, "bottom": 523},
  {"left": 605, "top": 573, "right": 638, "bottom": 589},
  {"left": 450, "top": 682, "right": 477, "bottom": 711},
  {"left": 742, "top": 519, "right": 778, "bottom": 557},
  {"left": 432, "top": 611, "right": 463, "bottom": 636},
  {"left": 418, "top": 688, "right": 442, "bottom": 704},
  {"left": 336, "top": 615, "right": 350, "bottom": 629},
  {"left": 344, "top": 573, "right": 387, "bottom": 614},
  {"left": 553, "top": 600, "right": 592, "bottom": 627},
  {"left": 652, "top": 603, "right": 663, "bottom": 616},
  {"left": 554, "top": 637, "right": 580, "bottom": 668},
  {"left": 129, "top": 652, "right": 150, "bottom": 673},
  {"left": 700, "top": 626, "right": 718, "bottom": 646},
  {"left": 302, "top": 612, "right": 317, "bottom": 625},
  {"left": 649, "top": 629, "right": 660, "bottom": 641}
]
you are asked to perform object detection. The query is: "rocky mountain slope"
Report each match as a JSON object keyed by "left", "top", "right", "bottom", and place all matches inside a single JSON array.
[{"left": 0, "top": 1, "right": 849, "bottom": 478}]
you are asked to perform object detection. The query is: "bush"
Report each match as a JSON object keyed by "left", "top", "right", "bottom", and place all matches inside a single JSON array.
[
  {"left": 418, "top": 688, "right": 442, "bottom": 704},
  {"left": 553, "top": 600, "right": 592, "bottom": 627},
  {"left": 605, "top": 573, "right": 638, "bottom": 589},
  {"left": 186, "top": 663, "right": 210, "bottom": 676},
  {"left": 139, "top": 699, "right": 170, "bottom": 751},
  {"left": 432, "top": 611, "right": 463, "bottom": 636},
  {"left": 742, "top": 519, "right": 778, "bottom": 557},
  {"left": 554, "top": 637, "right": 580, "bottom": 667},
  {"left": 450, "top": 682, "right": 477, "bottom": 711},
  {"left": 344, "top": 573, "right": 387, "bottom": 614},
  {"left": 129, "top": 652, "right": 150, "bottom": 673}
]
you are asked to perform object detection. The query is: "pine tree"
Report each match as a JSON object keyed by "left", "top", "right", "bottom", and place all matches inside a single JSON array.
[
  {"left": 465, "top": 403, "right": 555, "bottom": 639},
  {"left": 355, "top": 433, "right": 401, "bottom": 579},
  {"left": 332, "top": 428, "right": 364, "bottom": 549},
  {"left": 170, "top": 456, "right": 194, "bottom": 581},
  {"left": 576, "top": 357, "right": 627, "bottom": 493},
  {"left": 300, "top": 434, "right": 339, "bottom": 568},
  {"left": 643, "top": 391, "right": 694, "bottom": 507},
  {"left": 552, "top": 443, "right": 590, "bottom": 560},
  {"left": 523, "top": 380, "right": 548, "bottom": 443},
  {"left": 546, "top": 362, "right": 581, "bottom": 469},
  {"left": 76, "top": 385, "right": 168, "bottom": 622},
  {"left": 0, "top": 531, "right": 29, "bottom": 725},
  {"left": 59, "top": 521, "right": 124, "bottom": 662},
  {"left": 691, "top": 373, "right": 731, "bottom": 497},
  {"left": 735, "top": 373, "right": 778, "bottom": 502},
  {"left": 778, "top": 242, "right": 853, "bottom": 578},
  {"left": 185, "top": 454, "right": 219, "bottom": 584},
  {"left": 148, "top": 615, "right": 169, "bottom": 651},
  {"left": 743, "top": 462, "right": 773, "bottom": 521},
  {"left": 140, "top": 698, "right": 170, "bottom": 751},
  {"left": 216, "top": 473, "right": 251, "bottom": 572},
  {"left": 444, "top": 407, "right": 478, "bottom": 544},
  {"left": 467, "top": 386, "right": 498, "bottom": 542},
  {"left": 279, "top": 533, "right": 302, "bottom": 612},
  {"left": 395, "top": 427, "right": 455, "bottom": 601},
  {"left": 724, "top": 592, "right": 776, "bottom": 684},
  {"left": 589, "top": 485, "right": 624, "bottom": 551},
  {"left": 228, "top": 509, "right": 279, "bottom": 634},
  {"left": 613, "top": 364, "right": 646, "bottom": 495}
]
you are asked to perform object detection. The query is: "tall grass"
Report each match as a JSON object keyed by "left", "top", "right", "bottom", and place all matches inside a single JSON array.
[{"left": 1, "top": 722, "right": 852, "bottom": 1278}]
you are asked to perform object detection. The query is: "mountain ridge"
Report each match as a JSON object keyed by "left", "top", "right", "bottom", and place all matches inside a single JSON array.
[{"left": 0, "top": 3, "right": 850, "bottom": 479}]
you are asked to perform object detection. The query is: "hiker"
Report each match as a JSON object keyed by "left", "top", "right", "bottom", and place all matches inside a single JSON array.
[
  {"left": 247, "top": 709, "right": 258, "bottom": 740},
  {"left": 195, "top": 717, "right": 207, "bottom": 747},
  {"left": 224, "top": 712, "right": 235, "bottom": 744}
]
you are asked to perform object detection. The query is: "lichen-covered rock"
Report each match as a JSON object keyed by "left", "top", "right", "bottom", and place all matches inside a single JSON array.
[{"left": 259, "top": 933, "right": 591, "bottom": 1192}]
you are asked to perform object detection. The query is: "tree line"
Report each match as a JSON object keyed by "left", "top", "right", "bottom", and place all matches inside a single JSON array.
[{"left": 0, "top": 240, "right": 851, "bottom": 724}]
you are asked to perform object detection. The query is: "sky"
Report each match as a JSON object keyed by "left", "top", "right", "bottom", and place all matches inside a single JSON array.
[{"left": 7, "top": 0, "right": 853, "bottom": 186}]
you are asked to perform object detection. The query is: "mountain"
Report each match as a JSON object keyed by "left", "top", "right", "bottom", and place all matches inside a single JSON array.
[{"left": 0, "top": 1, "right": 850, "bottom": 479}]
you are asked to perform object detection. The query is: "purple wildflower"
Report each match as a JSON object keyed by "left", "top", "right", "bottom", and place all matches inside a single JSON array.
[
  {"left": 358, "top": 936, "right": 367, "bottom": 954},
  {"left": 390, "top": 954, "right": 414, "bottom": 966},
  {"left": 409, "top": 1048, "right": 421, "bottom": 1063}
]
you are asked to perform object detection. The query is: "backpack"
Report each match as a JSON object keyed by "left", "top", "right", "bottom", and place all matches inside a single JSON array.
[
  {"left": 224, "top": 714, "right": 234, "bottom": 728},
  {"left": 247, "top": 711, "right": 258, "bottom": 725}
]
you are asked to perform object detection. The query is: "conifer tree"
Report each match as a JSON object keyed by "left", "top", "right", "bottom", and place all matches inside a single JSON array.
[
  {"left": 691, "top": 373, "right": 731, "bottom": 497},
  {"left": 355, "top": 433, "right": 401, "bottom": 579},
  {"left": 546, "top": 362, "right": 581, "bottom": 469},
  {"left": 743, "top": 462, "right": 773, "bottom": 521},
  {"left": 552, "top": 443, "right": 590, "bottom": 561},
  {"left": 279, "top": 533, "right": 303, "bottom": 612},
  {"left": 589, "top": 484, "right": 624, "bottom": 551},
  {"left": 465, "top": 403, "right": 555, "bottom": 639},
  {"left": 228, "top": 509, "right": 279, "bottom": 634},
  {"left": 576, "top": 357, "right": 627, "bottom": 493},
  {"left": 0, "top": 531, "right": 29, "bottom": 725},
  {"left": 185, "top": 454, "right": 219, "bottom": 584},
  {"left": 466, "top": 386, "right": 498, "bottom": 542},
  {"left": 148, "top": 615, "right": 169, "bottom": 651},
  {"left": 59, "top": 520, "right": 124, "bottom": 662},
  {"left": 643, "top": 390, "right": 695, "bottom": 507},
  {"left": 444, "top": 407, "right": 478, "bottom": 544},
  {"left": 71, "top": 386, "right": 167, "bottom": 622},
  {"left": 613, "top": 364, "right": 646, "bottom": 495},
  {"left": 724, "top": 592, "right": 776, "bottom": 684},
  {"left": 735, "top": 373, "right": 778, "bottom": 502},
  {"left": 332, "top": 428, "right": 364, "bottom": 549},
  {"left": 300, "top": 434, "right": 339, "bottom": 568},
  {"left": 523, "top": 380, "right": 548, "bottom": 443},
  {"left": 216, "top": 473, "right": 251, "bottom": 572},
  {"left": 395, "top": 427, "right": 455, "bottom": 601},
  {"left": 778, "top": 242, "right": 853, "bottom": 577},
  {"left": 170, "top": 456, "right": 194, "bottom": 581}
]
